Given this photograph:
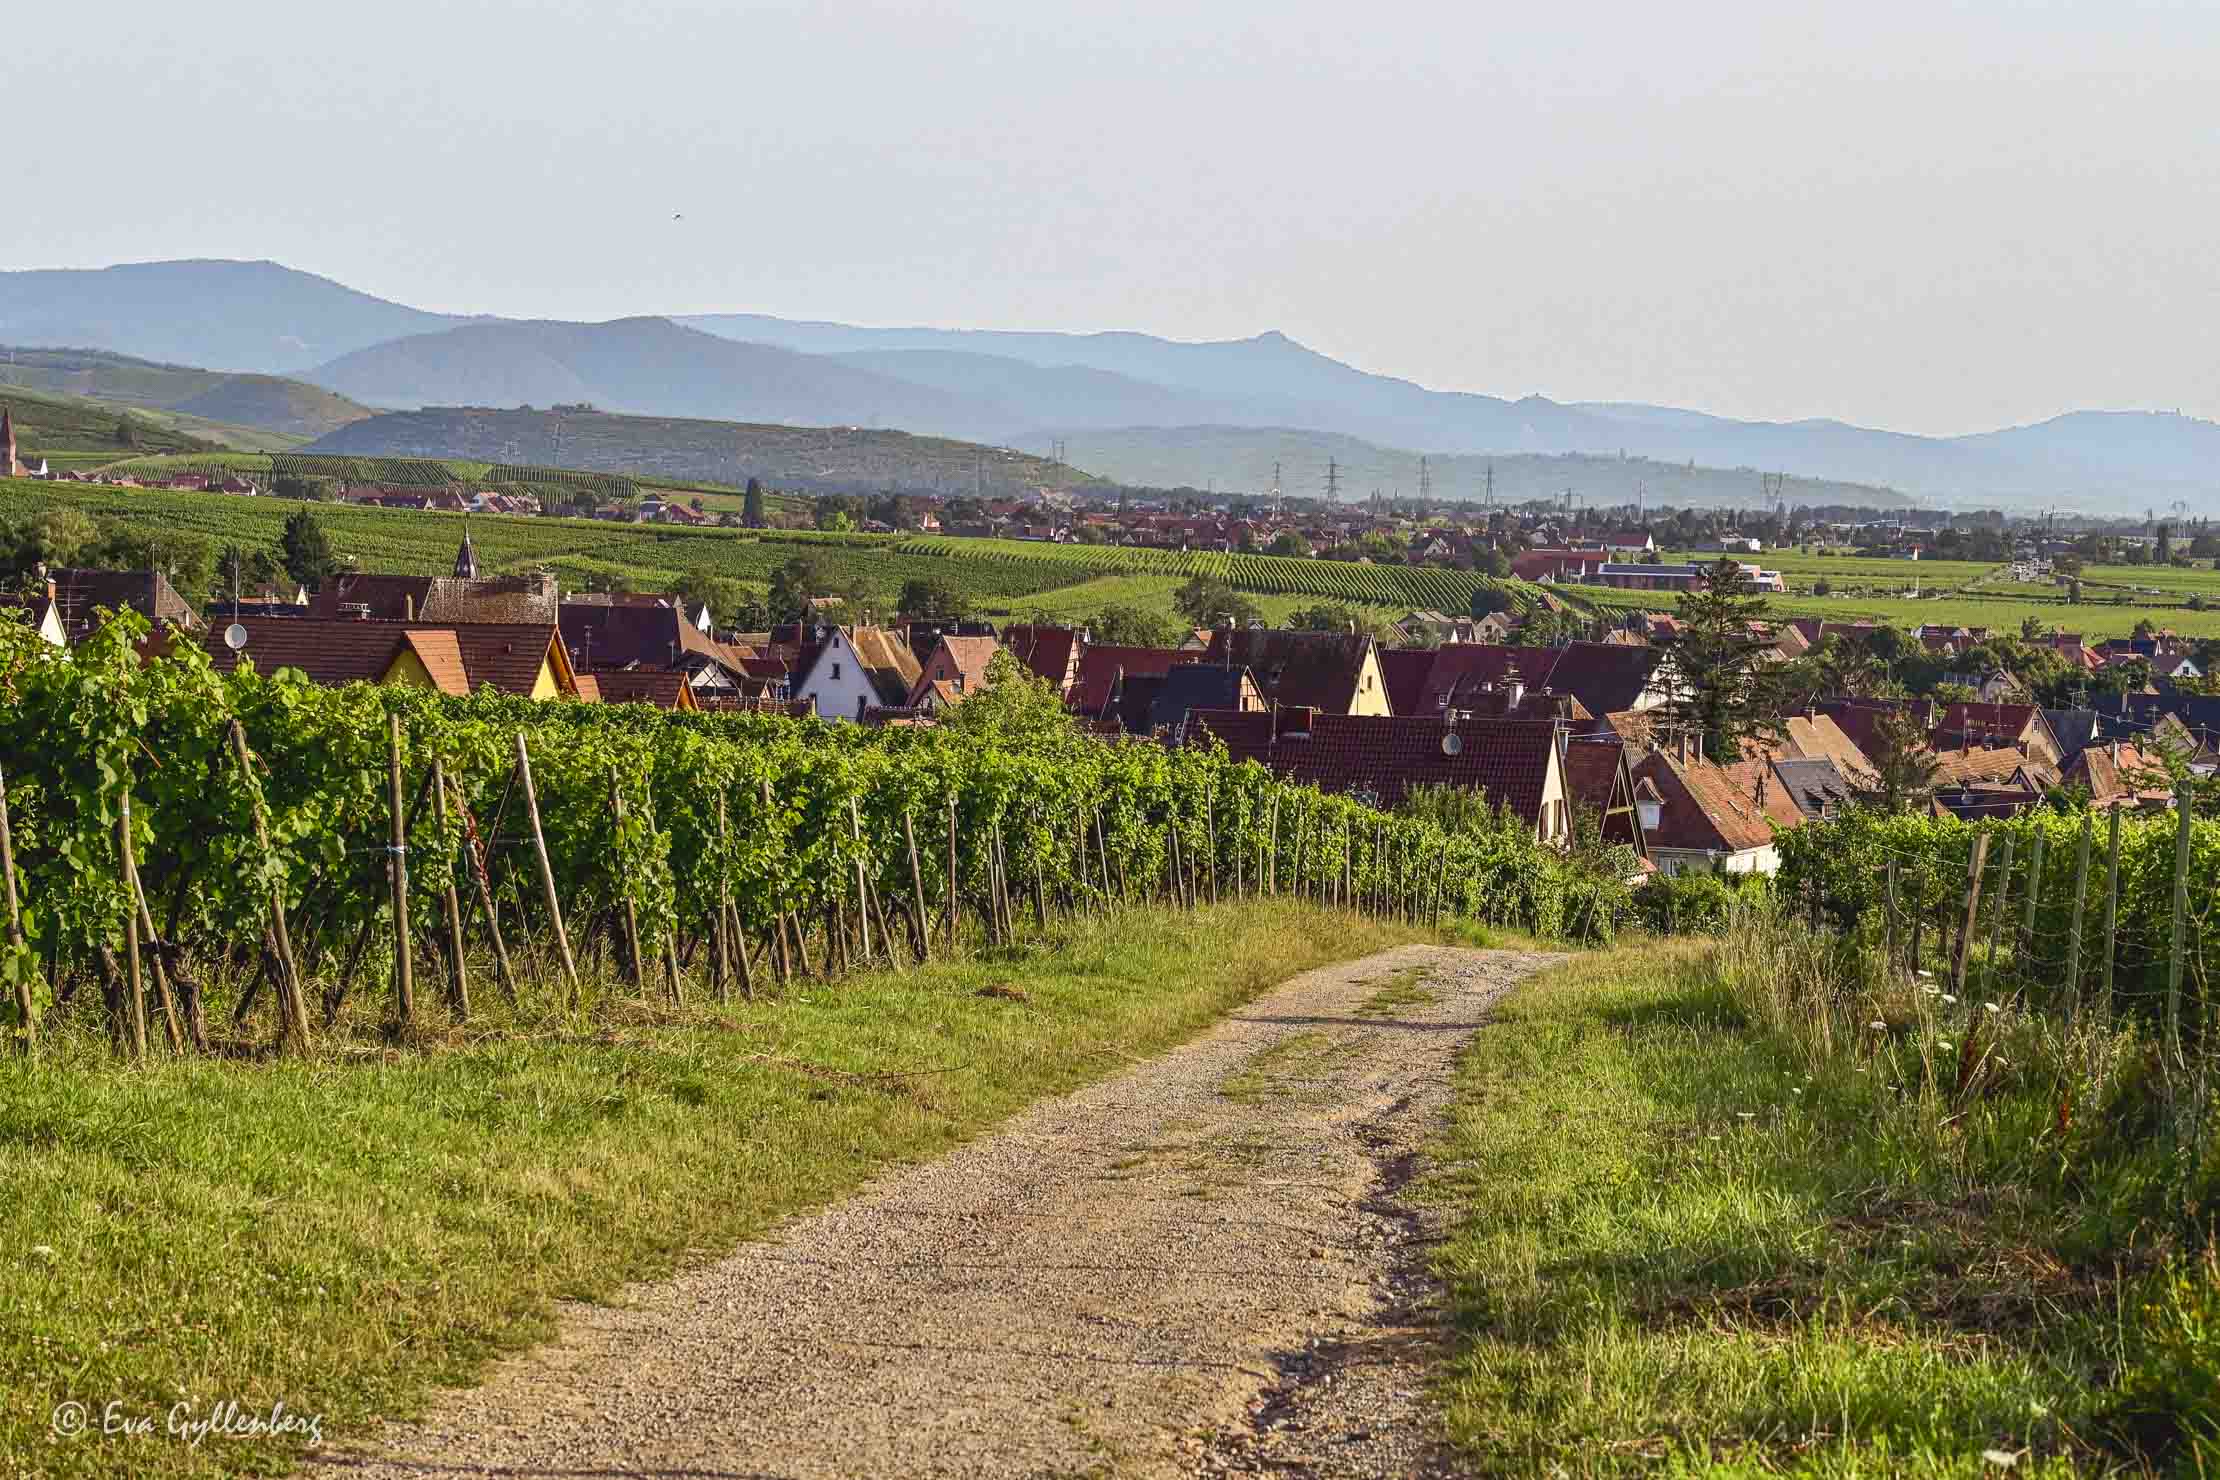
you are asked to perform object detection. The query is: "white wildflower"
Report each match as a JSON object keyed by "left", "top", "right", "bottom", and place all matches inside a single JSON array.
[
  {"left": 1938, "top": 1039, "right": 1954, "bottom": 1050},
  {"left": 1737, "top": 1111, "right": 1756, "bottom": 1119},
  {"left": 1984, "top": 1002, "right": 2002, "bottom": 1014},
  {"left": 1941, "top": 994, "right": 1958, "bottom": 1005},
  {"left": 1916, "top": 969, "right": 1936, "bottom": 979},
  {"left": 1983, "top": 1450, "right": 2020, "bottom": 1469},
  {"left": 1869, "top": 1020, "right": 1889, "bottom": 1030}
]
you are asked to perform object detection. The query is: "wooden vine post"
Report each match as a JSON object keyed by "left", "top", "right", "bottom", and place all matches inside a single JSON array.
[
  {"left": 848, "top": 797, "right": 873, "bottom": 963},
  {"left": 2168, "top": 783, "right": 2193, "bottom": 1069},
  {"left": 227, "top": 721, "right": 311, "bottom": 1051},
  {"left": 944, "top": 794, "right": 960, "bottom": 954},
  {"left": 431, "top": 757, "right": 470, "bottom": 1019},
  {"left": 713, "top": 791, "right": 732, "bottom": 1003},
  {"left": 0, "top": 764, "right": 36, "bottom": 1056},
  {"left": 514, "top": 732, "right": 579, "bottom": 999},
  {"left": 2019, "top": 828, "right": 2046, "bottom": 971},
  {"left": 610, "top": 769, "right": 645, "bottom": 992},
  {"left": 1948, "top": 832, "right": 1990, "bottom": 999},
  {"left": 2098, "top": 806, "right": 2122, "bottom": 1023},
  {"left": 387, "top": 713, "right": 416, "bottom": 1030},
  {"left": 1981, "top": 834, "right": 2014, "bottom": 998},
  {"left": 114, "top": 789, "right": 150, "bottom": 1059},
  {"left": 118, "top": 792, "right": 183, "bottom": 1055},
  {"left": 448, "top": 770, "right": 519, "bottom": 1007},
  {"left": 903, "top": 809, "right": 929, "bottom": 964},
  {"left": 2065, "top": 810, "right": 2092, "bottom": 1026},
  {"left": 1883, "top": 855, "right": 1898, "bottom": 975}
]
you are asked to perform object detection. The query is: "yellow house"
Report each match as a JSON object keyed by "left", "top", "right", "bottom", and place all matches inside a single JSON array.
[{"left": 205, "top": 618, "right": 580, "bottom": 700}]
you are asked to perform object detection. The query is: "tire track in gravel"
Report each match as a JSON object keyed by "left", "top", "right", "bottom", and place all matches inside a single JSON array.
[{"left": 321, "top": 944, "right": 1565, "bottom": 1479}]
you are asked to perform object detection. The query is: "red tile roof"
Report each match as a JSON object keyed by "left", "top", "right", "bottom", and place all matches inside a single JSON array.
[
  {"left": 1198, "top": 629, "right": 1379, "bottom": 713},
  {"left": 1376, "top": 647, "right": 1437, "bottom": 716},
  {"left": 1537, "top": 642, "right": 1663, "bottom": 717},
  {"left": 204, "top": 618, "right": 570, "bottom": 698},
  {"left": 1000, "top": 623, "right": 1083, "bottom": 693},
  {"left": 582, "top": 670, "right": 699, "bottom": 710},
  {"left": 1409, "top": 645, "right": 1561, "bottom": 714},
  {"left": 1633, "top": 752, "right": 1804, "bottom": 853},
  {"left": 1069, "top": 645, "right": 1187, "bottom": 714},
  {"left": 1188, "top": 710, "right": 1562, "bottom": 830},
  {"left": 1562, "top": 738, "right": 1646, "bottom": 854}
]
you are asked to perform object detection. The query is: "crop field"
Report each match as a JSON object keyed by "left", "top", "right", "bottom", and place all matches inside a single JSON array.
[
  {"left": 1567, "top": 579, "right": 2220, "bottom": 639},
  {"left": 0, "top": 481, "right": 1097, "bottom": 611},
  {"left": 894, "top": 535, "right": 1544, "bottom": 614},
  {"left": 1658, "top": 548, "right": 2000, "bottom": 594}
]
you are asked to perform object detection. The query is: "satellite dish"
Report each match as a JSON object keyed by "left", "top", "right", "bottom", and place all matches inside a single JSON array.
[
  {"left": 1440, "top": 732, "right": 1463, "bottom": 756},
  {"left": 223, "top": 623, "right": 249, "bottom": 651}
]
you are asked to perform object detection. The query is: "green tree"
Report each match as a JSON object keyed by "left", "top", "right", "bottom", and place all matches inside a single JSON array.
[
  {"left": 767, "top": 555, "right": 824, "bottom": 624},
  {"left": 669, "top": 572, "right": 750, "bottom": 629},
  {"left": 1284, "top": 602, "right": 1388, "bottom": 639},
  {"left": 1086, "top": 603, "right": 1181, "bottom": 648},
  {"left": 114, "top": 417, "right": 137, "bottom": 449},
  {"left": 1860, "top": 705, "right": 1941, "bottom": 815},
  {"left": 935, "top": 650, "right": 1074, "bottom": 745},
  {"left": 1172, "top": 574, "right": 1260, "bottom": 629},
  {"left": 1267, "top": 531, "right": 1310, "bottom": 557},
  {"left": 216, "top": 543, "right": 284, "bottom": 598},
  {"left": 90, "top": 528, "right": 217, "bottom": 604},
  {"left": 31, "top": 508, "right": 100, "bottom": 568},
  {"left": 1659, "top": 557, "right": 1782, "bottom": 762},
  {"left": 279, "top": 509, "right": 340, "bottom": 590},
  {"left": 897, "top": 577, "right": 970, "bottom": 622}
]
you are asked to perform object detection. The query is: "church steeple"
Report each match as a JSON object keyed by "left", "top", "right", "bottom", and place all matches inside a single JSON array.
[{"left": 453, "top": 519, "right": 479, "bottom": 579}]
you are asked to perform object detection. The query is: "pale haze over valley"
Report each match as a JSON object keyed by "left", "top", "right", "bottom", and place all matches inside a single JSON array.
[{"left": 3, "top": 0, "right": 2215, "bottom": 444}]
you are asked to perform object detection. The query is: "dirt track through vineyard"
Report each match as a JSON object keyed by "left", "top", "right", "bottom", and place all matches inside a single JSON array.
[{"left": 324, "top": 944, "right": 1562, "bottom": 1479}]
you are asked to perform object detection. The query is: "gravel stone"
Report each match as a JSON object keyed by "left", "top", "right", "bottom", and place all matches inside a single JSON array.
[{"left": 326, "top": 943, "right": 1562, "bottom": 1478}]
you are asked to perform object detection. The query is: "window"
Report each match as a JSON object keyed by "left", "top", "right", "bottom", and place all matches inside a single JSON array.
[{"left": 832, "top": 662, "right": 841, "bottom": 680}]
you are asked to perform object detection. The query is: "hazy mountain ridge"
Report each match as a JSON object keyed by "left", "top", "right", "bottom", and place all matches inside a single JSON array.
[
  {"left": 1046, "top": 425, "right": 1919, "bottom": 509},
  {"left": 306, "top": 317, "right": 1008, "bottom": 437},
  {"left": 0, "top": 260, "right": 469, "bottom": 373},
  {"left": 305, "top": 406, "right": 1086, "bottom": 496},
  {"left": 4, "top": 260, "right": 2214, "bottom": 510}
]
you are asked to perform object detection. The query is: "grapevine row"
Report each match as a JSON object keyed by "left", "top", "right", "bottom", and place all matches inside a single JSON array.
[{"left": 0, "top": 615, "right": 1622, "bottom": 1060}]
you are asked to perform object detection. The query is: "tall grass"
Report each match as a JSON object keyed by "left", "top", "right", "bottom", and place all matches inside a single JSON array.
[{"left": 1434, "top": 907, "right": 2220, "bottom": 1475}]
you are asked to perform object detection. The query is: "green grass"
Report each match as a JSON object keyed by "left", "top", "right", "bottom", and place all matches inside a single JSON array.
[
  {"left": 3, "top": 899, "right": 1421, "bottom": 1476},
  {"left": 1428, "top": 929, "right": 2207, "bottom": 1476},
  {"left": 1569, "top": 579, "right": 2220, "bottom": 640},
  {"left": 0, "top": 385, "right": 216, "bottom": 457}
]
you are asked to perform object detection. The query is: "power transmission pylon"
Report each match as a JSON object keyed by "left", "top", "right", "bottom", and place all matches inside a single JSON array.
[
  {"left": 1418, "top": 455, "right": 1431, "bottom": 501},
  {"left": 1325, "top": 458, "right": 1341, "bottom": 503}
]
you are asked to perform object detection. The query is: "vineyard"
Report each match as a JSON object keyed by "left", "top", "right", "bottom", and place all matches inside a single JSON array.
[
  {"left": 1776, "top": 805, "right": 2218, "bottom": 1093},
  {"left": 892, "top": 535, "right": 1550, "bottom": 614},
  {"left": 0, "top": 617, "right": 1623, "bottom": 1062}
]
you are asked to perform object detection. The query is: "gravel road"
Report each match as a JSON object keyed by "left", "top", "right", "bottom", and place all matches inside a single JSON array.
[{"left": 322, "top": 944, "right": 1563, "bottom": 1479}]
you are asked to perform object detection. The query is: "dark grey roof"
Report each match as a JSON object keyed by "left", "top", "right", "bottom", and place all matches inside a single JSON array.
[
  {"left": 1770, "top": 758, "right": 1856, "bottom": 820},
  {"left": 2042, "top": 709, "right": 2101, "bottom": 763},
  {"left": 1149, "top": 665, "right": 1255, "bottom": 733}
]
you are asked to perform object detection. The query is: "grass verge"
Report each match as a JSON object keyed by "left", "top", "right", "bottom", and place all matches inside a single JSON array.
[
  {"left": 2, "top": 900, "right": 1420, "bottom": 1477},
  {"left": 1430, "top": 927, "right": 2218, "bottom": 1477}
]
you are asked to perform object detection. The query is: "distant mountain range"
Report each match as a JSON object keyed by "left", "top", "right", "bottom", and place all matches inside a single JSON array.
[
  {"left": 3, "top": 258, "right": 2214, "bottom": 512},
  {"left": 0, "top": 344, "right": 372, "bottom": 442}
]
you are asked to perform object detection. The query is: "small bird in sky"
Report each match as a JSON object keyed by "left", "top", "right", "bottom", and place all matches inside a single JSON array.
[{"left": 673, "top": 213, "right": 684, "bottom": 220}]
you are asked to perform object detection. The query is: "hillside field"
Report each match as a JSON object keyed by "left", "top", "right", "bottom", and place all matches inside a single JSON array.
[
  {"left": 0, "top": 482, "right": 1524, "bottom": 627},
  {"left": 308, "top": 406, "right": 1095, "bottom": 497}
]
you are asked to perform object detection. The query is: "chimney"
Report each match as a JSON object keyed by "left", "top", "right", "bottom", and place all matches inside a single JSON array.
[
  {"left": 1505, "top": 665, "right": 1525, "bottom": 708},
  {"left": 403, "top": 593, "right": 415, "bottom": 621}
]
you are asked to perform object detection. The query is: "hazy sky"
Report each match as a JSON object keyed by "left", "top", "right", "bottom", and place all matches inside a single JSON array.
[{"left": 7, "top": 0, "right": 2215, "bottom": 435}]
